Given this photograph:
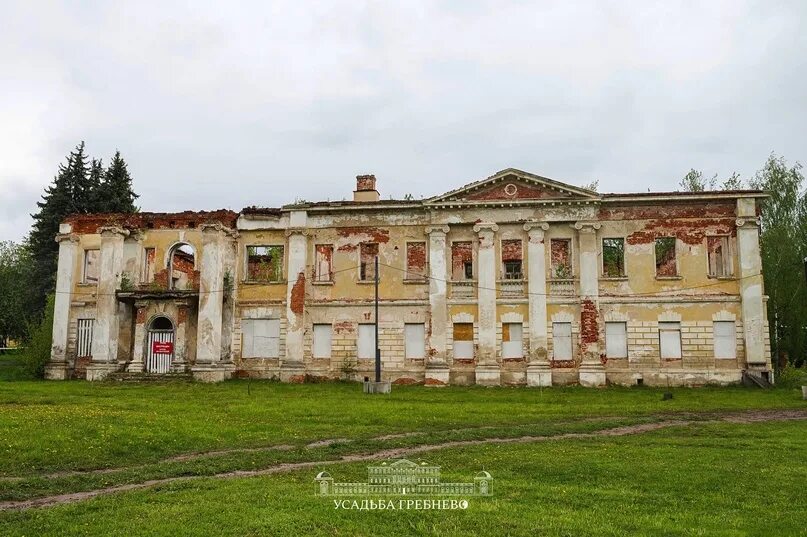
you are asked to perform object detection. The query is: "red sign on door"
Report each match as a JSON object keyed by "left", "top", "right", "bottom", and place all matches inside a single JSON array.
[{"left": 152, "top": 341, "right": 174, "bottom": 354}]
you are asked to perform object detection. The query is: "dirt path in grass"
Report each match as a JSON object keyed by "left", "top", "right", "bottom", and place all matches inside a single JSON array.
[{"left": 1, "top": 408, "right": 805, "bottom": 512}]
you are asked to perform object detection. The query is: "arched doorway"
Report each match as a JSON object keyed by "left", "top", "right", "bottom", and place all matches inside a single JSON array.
[
  {"left": 168, "top": 243, "right": 196, "bottom": 290},
  {"left": 146, "top": 316, "right": 175, "bottom": 373}
]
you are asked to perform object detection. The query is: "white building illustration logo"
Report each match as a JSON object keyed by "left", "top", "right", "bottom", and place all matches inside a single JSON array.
[{"left": 315, "top": 459, "right": 492, "bottom": 497}]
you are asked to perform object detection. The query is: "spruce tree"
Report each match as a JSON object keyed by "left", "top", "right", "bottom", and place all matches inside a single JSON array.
[
  {"left": 88, "top": 158, "right": 104, "bottom": 209},
  {"left": 27, "top": 142, "right": 90, "bottom": 313},
  {"left": 98, "top": 151, "right": 138, "bottom": 213}
]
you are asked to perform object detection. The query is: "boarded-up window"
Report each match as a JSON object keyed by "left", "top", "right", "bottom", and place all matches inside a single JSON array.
[
  {"left": 314, "top": 244, "right": 334, "bottom": 282},
  {"left": 451, "top": 242, "right": 473, "bottom": 280},
  {"left": 713, "top": 321, "right": 737, "bottom": 359},
  {"left": 359, "top": 243, "right": 378, "bottom": 281},
  {"left": 405, "top": 242, "right": 427, "bottom": 280},
  {"left": 76, "top": 319, "right": 94, "bottom": 357},
  {"left": 605, "top": 322, "right": 628, "bottom": 358},
  {"left": 655, "top": 237, "right": 677, "bottom": 277},
  {"left": 358, "top": 324, "right": 376, "bottom": 359},
  {"left": 501, "top": 240, "right": 523, "bottom": 279},
  {"left": 247, "top": 246, "right": 283, "bottom": 282},
  {"left": 404, "top": 323, "right": 426, "bottom": 358},
  {"left": 502, "top": 322, "right": 523, "bottom": 358},
  {"left": 312, "top": 323, "right": 332, "bottom": 358},
  {"left": 659, "top": 322, "right": 682, "bottom": 359},
  {"left": 83, "top": 249, "right": 100, "bottom": 284},
  {"left": 550, "top": 239, "right": 572, "bottom": 278},
  {"left": 707, "top": 236, "right": 732, "bottom": 277},
  {"left": 602, "top": 238, "right": 625, "bottom": 277},
  {"left": 453, "top": 323, "right": 474, "bottom": 359},
  {"left": 552, "top": 322, "right": 572, "bottom": 360},
  {"left": 142, "top": 247, "right": 156, "bottom": 283},
  {"left": 241, "top": 319, "right": 280, "bottom": 358}
]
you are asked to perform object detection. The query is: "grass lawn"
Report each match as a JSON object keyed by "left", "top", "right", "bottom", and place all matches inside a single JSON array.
[{"left": 0, "top": 359, "right": 805, "bottom": 535}]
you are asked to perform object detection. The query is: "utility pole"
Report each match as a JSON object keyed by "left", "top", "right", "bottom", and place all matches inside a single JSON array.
[{"left": 374, "top": 255, "right": 381, "bottom": 383}]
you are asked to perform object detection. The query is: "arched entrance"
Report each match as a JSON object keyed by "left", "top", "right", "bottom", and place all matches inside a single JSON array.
[{"left": 146, "top": 316, "right": 175, "bottom": 373}]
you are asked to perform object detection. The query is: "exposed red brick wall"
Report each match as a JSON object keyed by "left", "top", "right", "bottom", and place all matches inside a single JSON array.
[
  {"left": 451, "top": 242, "right": 473, "bottom": 278},
  {"left": 580, "top": 299, "right": 599, "bottom": 345},
  {"left": 333, "top": 321, "right": 354, "bottom": 334},
  {"left": 501, "top": 239, "right": 522, "bottom": 261},
  {"left": 290, "top": 272, "right": 306, "bottom": 315},
  {"left": 465, "top": 181, "right": 565, "bottom": 201},
  {"left": 627, "top": 218, "right": 736, "bottom": 246},
  {"left": 136, "top": 307, "right": 146, "bottom": 324},
  {"left": 550, "top": 239, "right": 571, "bottom": 275},
  {"left": 406, "top": 242, "right": 426, "bottom": 276},
  {"left": 356, "top": 174, "right": 377, "bottom": 191},
  {"left": 336, "top": 227, "right": 390, "bottom": 252},
  {"left": 598, "top": 202, "right": 735, "bottom": 221},
  {"left": 65, "top": 210, "right": 238, "bottom": 234}
]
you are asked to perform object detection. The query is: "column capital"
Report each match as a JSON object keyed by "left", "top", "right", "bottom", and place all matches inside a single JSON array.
[
  {"left": 284, "top": 227, "right": 309, "bottom": 238},
  {"left": 736, "top": 217, "right": 760, "bottom": 228},
  {"left": 473, "top": 222, "right": 499, "bottom": 234},
  {"left": 572, "top": 221, "right": 601, "bottom": 233},
  {"left": 55, "top": 232, "right": 80, "bottom": 244},
  {"left": 425, "top": 225, "right": 450, "bottom": 236},
  {"left": 98, "top": 225, "right": 130, "bottom": 238},
  {"left": 523, "top": 221, "right": 550, "bottom": 237}
]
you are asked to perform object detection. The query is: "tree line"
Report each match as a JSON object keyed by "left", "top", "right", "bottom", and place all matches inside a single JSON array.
[{"left": 0, "top": 142, "right": 138, "bottom": 373}]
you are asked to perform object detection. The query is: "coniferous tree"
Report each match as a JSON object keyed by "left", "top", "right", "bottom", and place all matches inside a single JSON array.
[
  {"left": 88, "top": 158, "right": 104, "bottom": 209},
  {"left": 98, "top": 151, "right": 138, "bottom": 213}
]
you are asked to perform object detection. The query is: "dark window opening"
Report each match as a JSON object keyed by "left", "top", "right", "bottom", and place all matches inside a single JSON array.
[
  {"left": 247, "top": 245, "right": 283, "bottom": 282},
  {"left": 602, "top": 238, "right": 625, "bottom": 277}
]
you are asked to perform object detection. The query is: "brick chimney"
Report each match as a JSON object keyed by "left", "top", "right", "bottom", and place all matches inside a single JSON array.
[{"left": 354, "top": 174, "right": 380, "bottom": 202}]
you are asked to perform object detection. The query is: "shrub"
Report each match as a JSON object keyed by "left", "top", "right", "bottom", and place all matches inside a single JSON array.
[
  {"left": 776, "top": 365, "right": 807, "bottom": 389},
  {"left": 22, "top": 293, "right": 54, "bottom": 378}
]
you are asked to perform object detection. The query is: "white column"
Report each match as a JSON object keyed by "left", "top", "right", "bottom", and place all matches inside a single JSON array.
[
  {"left": 736, "top": 198, "right": 767, "bottom": 368},
  {"left": 425, "top": 225, "right": 450, "bottom": 386},
  {"left": 45, "top": 226, "right": 79, "bottom": 380},
  {"left": 282, "top": 224, "right": 308, "bottom": 382},
  {"left": 574, "top": 221, "right": 605, "bottom": 387},
  {"left": 524, "top": 222, "right": 551, "bottom": 387},
  {"left": 86, "top": 226, "right": 128, "bottom": 381},
  {"left": 473, "top": 222, "right": 500, "bottom": 386},
  {"left": 194, "top": 223, "right": 226, "bottom": 381},
  {"left": 127, "top": 302, "right": 147, "bottom": 372}
]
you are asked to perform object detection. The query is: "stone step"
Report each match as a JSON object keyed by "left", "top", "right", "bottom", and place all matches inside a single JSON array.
[
  {"left": 105, "top": 371, "right": 193, "bottom": 382},
  {"left": 742, "top": 370, "right": 772, "bottom": 389}
]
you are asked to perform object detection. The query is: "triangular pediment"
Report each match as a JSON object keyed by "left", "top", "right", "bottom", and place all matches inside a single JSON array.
[{"left": 426, "top": 168, "right": 599, "bottom": 206}]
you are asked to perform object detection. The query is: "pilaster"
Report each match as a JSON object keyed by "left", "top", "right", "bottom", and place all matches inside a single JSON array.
[
  {"left": 574, "top": 221, "right": 606, "bottom": 387},
  {"left": 736, "top": 202, "right": 767, "bottom": 368},
  {"left": 45, "top": 227, "right": 79, "bottom": 380},
  {"left": 282, "top": 223, "right": 308, "bottom": 382},
  {"left": 473, "top": 222, "right": 500, "bottom": 386},
  {"left": 193, "top": 223, "right": 228, "bottom": 380},
  {"left": 425, "top": 226, "right": 450, "bottom": 385},
  {"left": 524, "top": 222, "right": 552, "bottom": 387}
]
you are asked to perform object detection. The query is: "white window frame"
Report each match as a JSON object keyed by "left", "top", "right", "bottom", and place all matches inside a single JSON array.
[
  {"left": 552, "top": 322, "right": 573, "bottom": 360},
  {"left": 659, "top": 321, "right": 682, "bottom": 359},
  {"left": 404, "top": 323, "right": 426, "bottom": 358},
  {"left": 501, "top": 322, "right": 523, "bottom": 358},
  {"left": 605, "top": 321, "right": 628, "bottom": 358},
  {"left": 312, "top": 323, "right": 332, "bottom": 358},
  {"left": 241, "top": 318, "right": 280, "bottom": 358},
  {"left": 713, "top": 321, "right": 737, "bottom": 359}
]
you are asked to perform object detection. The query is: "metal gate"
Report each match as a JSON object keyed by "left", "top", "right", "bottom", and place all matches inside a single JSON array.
[{"left": 146, "top": 329, "right": 174, "bottom": 373}]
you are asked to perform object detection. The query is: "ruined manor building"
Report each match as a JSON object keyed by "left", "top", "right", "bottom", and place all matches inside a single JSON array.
[{"left": 45, "top": 169, "right": 771, "bottom": 386}]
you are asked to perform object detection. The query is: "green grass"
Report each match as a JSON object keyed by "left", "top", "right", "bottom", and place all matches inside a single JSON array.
[{"left": 1, "top": 420, "right": 804, "bottom": 536}]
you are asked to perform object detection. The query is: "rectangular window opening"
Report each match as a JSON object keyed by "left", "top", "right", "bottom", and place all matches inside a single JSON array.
[
  {"left": 655, "top": 237, "right": 677, "bottom": 277},
  {"left": 83, "top": 249, "right": 100, "bottom": 284},
  {"left": 707, "top": 236, "right": 733, "bottom": 277},
  {"left": 552, "top": 322, "right": 572, "bottom": 360},
  {"left": 453, "top": 322, "right": 474, "bottom": 359},
  {"left": 359, "top": 243, "right": 378, "bottom": 281},
  {"left": 358, "top": 323, "right": 376, "bottom": 359},
  {"left": 142, "top": 247, "right": 156, "bottom": 284},
  {"left": 451, "top": 242, "right": 473, "bottom": 280},
  {"left": 312, "top": 323, "right": 332, "bottom": 358},
  {"left": 314, "top": 244, "right": 334, "bottom": 282},
  {"left": 659, "top": 321, "right": 682, "bottom": 359},
  {"left": 501, "top": 240, "right": 523, "bottom": 279},
  {"left": 76, "top": 319, "right": 94, "bottom": 358},
  {"left": 405, "top": 242, "right": 427, "bottom": 280},
  {"left": 247, "top": 246, "right": 283, "bottom": 282},
  {"left": 602, "top": 238, "right": 626, "bottom": 277},
  {"left": 605, "top": 321, "right": 628, "bottom": 358},
  {"left": 404, "top": 323, "right": 426, "bottom": 358},
  {"left": 502, "top": 322, "right": 523, "bottom": 358},
  {"left": 713, "top": 321, "right": 737, "bottom": 359},
  {"left": 241, "top": 318, "right": 280, "bottom": 358},
  {"left": 550, "top": 239, "right": 572, "bottom": 279}
]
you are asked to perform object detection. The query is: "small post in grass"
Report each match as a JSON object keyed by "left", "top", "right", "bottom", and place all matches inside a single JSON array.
[{"left": 364, "top": 255, "right": 391, "bottom": 394}]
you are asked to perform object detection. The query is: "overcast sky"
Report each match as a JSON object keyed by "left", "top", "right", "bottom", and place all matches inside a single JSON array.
[{"left": 2, "top": 0, "right": 805, "bottom": 242}]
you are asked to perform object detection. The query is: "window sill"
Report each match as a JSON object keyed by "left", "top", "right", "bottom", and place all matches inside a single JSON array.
[
  {"left": 311, "top": 280, "right": 334, "bottom": 286},
  {"left": 497, "top": 279, "right": 525, "bottom": 283},
  {"left": 450, "top": 279, "right": 477, "bottom": 284},
  {"left": 403, "top": 278, "right": 428, "bottom": 285},
  {"left": 77, "top": 282, "right": 97, "bottom": 287},
  {"left": 655, "top": 276, "right": 682, "bottom": 281},
  {"left": 241, "top": 280, "right": 286, "bottom": 286},
  {"left": 599, "top": 276, "right": 628, "bottom": 281},
  {"left": 707, "top": 275, "right": 736, "bottom": 281},
  {"left": 356, "top": 280, "right": 379, "bottom": 285}
]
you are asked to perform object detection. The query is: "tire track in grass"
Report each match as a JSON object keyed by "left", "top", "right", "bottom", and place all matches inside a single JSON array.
[{"left": 1, "top": 409, "right": 804, "bottom": 511}]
